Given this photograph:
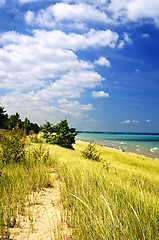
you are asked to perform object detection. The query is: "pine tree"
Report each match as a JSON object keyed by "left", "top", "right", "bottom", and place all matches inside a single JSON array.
[{"left": 42, "top": 119, "right": 77, "bottom": 149}]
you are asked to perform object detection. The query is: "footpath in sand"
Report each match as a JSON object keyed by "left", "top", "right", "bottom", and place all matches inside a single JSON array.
[{"left": 10, "top": 168, "right": 72, "bottom": 240}]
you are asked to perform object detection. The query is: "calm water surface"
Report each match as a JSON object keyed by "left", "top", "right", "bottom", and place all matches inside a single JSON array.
[{"left": 76, "top": 132, "right": 159, "bottom": 158}]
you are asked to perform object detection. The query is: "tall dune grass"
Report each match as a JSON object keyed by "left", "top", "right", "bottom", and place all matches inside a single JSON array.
[
  {"left": 0, "top": 128, "right": 53, "bottom": 239},
  {"left": 49, "top": 141, "right": 159, "bottom": 239},
  {"left": 1, "top": 130, "right": 159, "bottom": 239}
]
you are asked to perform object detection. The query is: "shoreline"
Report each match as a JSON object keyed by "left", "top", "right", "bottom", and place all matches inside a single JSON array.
[{"left": 76, "top": 139, "right": 159, "bottom": 160}]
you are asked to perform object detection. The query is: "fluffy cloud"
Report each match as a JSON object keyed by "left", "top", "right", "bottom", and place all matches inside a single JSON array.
[
  {"left": 108, "top": 0, "right": 159, "bottom": 26},
  {"left": 92, "top": 91, "right": 109, "bottom": 98},
  {"left": 13, "top": 0, "right": 159, "bottom": 29},
  {"left": 57, "top": 98, "right": 93, "bottom": 116},
  {"left": 0, "top": 91, "right": 45, "bottom": 115},
  {"left": 0, "top": 28, "right": 119, "bottom": 92},
  {"left": 0, "top": 43, "right": 90, "bottom": 90},
  {"left": 31, "top": 29, "right": 118, "bottom": 50},
  {"left": 0, "top": 27, "right": 118, "bottom": 121},
  {"left": 52, "top": 3, "right": 109, "bottom": 22},
  {"left": 126, "top": 0, "right": 159, "bottom": 21},
  {"left": 1, "top": 29, "right": 118, "bottom": 51},
  {"left": 94, "top": 57, "right": 111, "bottom": 67},
  {"left": 42, "top": 99, "right": 93, "bottom": 118},
  {"left": 0, "top": 91, "right": 93, "bottom": 120},
  {"left": 2, "top": 69, "right": 104, "bottom": 103},
  {"left": 34, "top": 71, "right": 104, "bottom": 100},
  {"left": 25, "top": 3, "right": 112, "bottom": 28}
]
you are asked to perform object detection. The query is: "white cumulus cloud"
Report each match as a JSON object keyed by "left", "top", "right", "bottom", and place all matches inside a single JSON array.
[
  {"left": 52, "top": 3, "right": 110, "bottom": 22},
  {"left": 92, "top": 91, "right": 109, "bottom": 98},
  {"left": 22, "top": 0, "right": 159, "bottom": 29},
  {"left": 0, "top": 27, "right": 117, "bottom": 121},
  {"left": 108, "top": 0, "right": 159, "bottom": 26},
  {"left": 94, "top": 56, "right": 111, "bottom": 67},
  {"left": 0, "top": 28, "right": 118, "bottom": 92},
  {"left": 25, "top": 3, "right": 112, "bottom": 28},
  {"left": 42, "top": 99, "right": 93, "bottom": 118},
  {"left": 34, "top": 71, "right": 104, "bottom": 100}
]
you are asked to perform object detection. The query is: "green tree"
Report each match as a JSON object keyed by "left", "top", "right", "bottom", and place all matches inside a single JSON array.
[
  {"left": 9, "top": 113, "right": 22, "bottom": 129},
  {"left": 31, "top": 123, "right": 39, "bottom": 134},
  {"left": 23, "top": 118, "right": 39, "bottom": 135},
  {"left": 41, "top": 121, "right": 53, "bottom": 141},
  {"left": 42, "top": 119, "right": 77, "bottom": 149},
  {"left": 0, "top": 106, "right": 9, "bottom": 129},
  {"left": 23, "top": 118, "right": 31, "bottom": 135}
]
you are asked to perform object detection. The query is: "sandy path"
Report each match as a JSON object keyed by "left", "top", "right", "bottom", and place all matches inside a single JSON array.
[{"left": 10, "top": 169, "right": 72, "bottom": 240}]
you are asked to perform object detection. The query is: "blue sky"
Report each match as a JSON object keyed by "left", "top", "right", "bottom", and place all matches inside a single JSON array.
[{"left": 0, "top": 0, "right": 159, "bottom": 132}]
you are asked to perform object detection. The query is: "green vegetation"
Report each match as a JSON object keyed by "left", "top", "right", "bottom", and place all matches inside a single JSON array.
[
  {"left": 82, "top": 141, "right": 102, "bottom": 162},
  {"left": 49, "top": 141, "right": 159, "bottom": 240},
  {"left": 0, "top": 128, "right": 52, "bottom": 239},
  {"left": 0, "top": 105, "right": 40, "bottom": 134},
  {"left": 42, "top": 119, "right": 77, "bottom": 149},
  {"left": 0, "top": 126, "right": 26, "bottom": 165},
  {"left": 0, "top": 122, "right": 159, "bottom": 239},
  {"left": 0, "top": 106, "right": 8, "bottom": 129}
]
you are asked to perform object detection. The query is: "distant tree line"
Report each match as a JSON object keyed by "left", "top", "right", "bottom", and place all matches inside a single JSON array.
[{"left": 0, "top": 105, "right": 39, "bottom": 134}]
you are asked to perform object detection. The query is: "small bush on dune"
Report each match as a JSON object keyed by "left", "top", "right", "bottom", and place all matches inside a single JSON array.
[
  {"left": 81, "top": 141, "right": 102, "bottom": 162},
  {"left": 28, "top": 131, "right": 43, "bottom": 144},
  {"left": 0, "top": 125, "right": 26, "bottom": 165},
  {"left": 25, "top": 143, "right": 51, "bottom": 168}
]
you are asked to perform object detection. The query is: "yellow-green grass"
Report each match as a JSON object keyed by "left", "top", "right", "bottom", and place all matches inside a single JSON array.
[
  {"left": 1, "top": 136, "right": 159, "bottom": 239},
  {"left": 0, "top": 142, "right": 52, "bottom": 239},
  {"left": 48, "top": 140, "right": 159, "bottom": 240}
]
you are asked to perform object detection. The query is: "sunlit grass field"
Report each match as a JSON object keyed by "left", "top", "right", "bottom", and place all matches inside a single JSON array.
[
  {"left": 49, "top": 141, "right": 159, "bottom": 240},
  {"left": 0, "top": 132, "right": 159, "bottom": 239}
]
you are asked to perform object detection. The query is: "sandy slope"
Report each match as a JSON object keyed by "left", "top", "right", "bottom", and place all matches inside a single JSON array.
[{"left": 10, "top": 168, "right": 72, "bottom": 240}]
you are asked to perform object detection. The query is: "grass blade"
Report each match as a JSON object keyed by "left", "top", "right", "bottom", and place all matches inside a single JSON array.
[{"left": 128, "top": 202, "right": 145, "bottom": 240}]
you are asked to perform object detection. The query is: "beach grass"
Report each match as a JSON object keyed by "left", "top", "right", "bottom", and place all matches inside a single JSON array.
[
  {"left": 48, "top": 140, "right": 159, "bottom": 240},
  {"left": 0, "top": 130, "right": 53, "bottom": 239},
  {"left": 0, "top": 133, "right": 159, "bottom": 239}
]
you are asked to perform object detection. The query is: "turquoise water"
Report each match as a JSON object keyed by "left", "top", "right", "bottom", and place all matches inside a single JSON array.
[{"left": 76, "top": 132, "right": 159, "bottom": 158}]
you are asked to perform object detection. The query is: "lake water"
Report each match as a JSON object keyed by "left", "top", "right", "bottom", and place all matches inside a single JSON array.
[{"left": 76, "top": 132, "right": 159, "bottom": 158}]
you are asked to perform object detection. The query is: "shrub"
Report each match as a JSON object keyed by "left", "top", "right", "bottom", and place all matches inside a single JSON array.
[
  {"left": 0, "top": 125, "right": 26, "bottom": 165},
  {"left": 27, "top": 143, "right": 50, "bottom": 166},
  {"left": 81, "top": 141, "right": 102, "bottom": 162}
]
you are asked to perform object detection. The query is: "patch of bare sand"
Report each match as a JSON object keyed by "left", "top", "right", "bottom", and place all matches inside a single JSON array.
[{"left": 10, "top": 168, "right": 72, "bottom": 240}]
